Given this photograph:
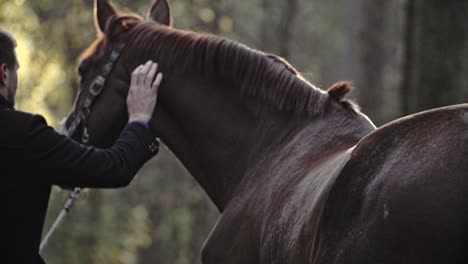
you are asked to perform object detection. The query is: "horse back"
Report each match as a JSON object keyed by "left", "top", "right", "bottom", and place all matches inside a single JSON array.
[{"left": 316, "top": 104, "right": 468, "bottom": 263}]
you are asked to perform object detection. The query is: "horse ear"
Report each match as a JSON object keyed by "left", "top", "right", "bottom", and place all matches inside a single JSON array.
[
  {"left": 327, "top": 81, "right": 353, "bottom": 101},
  {"left": 148, "top": 0, "right": 172, "bottom": 26},
  {"left": 95, "top": 0, "right": 117, "bottom": 33}
]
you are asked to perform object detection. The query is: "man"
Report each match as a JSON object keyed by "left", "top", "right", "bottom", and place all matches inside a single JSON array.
[{"left": 1, "top": 29, "right": 162, "bottom": 263}]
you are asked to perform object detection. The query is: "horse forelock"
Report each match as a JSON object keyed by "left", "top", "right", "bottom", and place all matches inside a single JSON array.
[{"left": 124, "top": 21, "right": 330, "bottom": 116}]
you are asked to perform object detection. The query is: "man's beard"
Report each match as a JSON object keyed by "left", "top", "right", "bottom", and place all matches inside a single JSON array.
[{"left": 6, "top": 92, "right": 14, "bottom": 107}]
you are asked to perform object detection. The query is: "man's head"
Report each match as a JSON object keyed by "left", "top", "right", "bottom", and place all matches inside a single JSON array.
[{"left": 0, "top": 28, "right": 18, "bottom": 106}]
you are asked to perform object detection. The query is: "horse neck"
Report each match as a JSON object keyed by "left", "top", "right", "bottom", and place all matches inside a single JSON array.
[
  {"left": 151, "top": 73, "right": 321, "bottom": 211},
  {"left": 244, "top": 114, "right": 356, "bottom": 182}
]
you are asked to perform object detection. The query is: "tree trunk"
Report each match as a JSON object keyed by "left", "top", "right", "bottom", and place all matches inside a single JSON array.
[
  {"left": 342, "top": 0, "right": 402, "bottom": 126},
  {"left": 402, "top": 0, "right": 468, "bottom": 115},
  {"left": 258, "top": 0, "right": 272, "bottom": 51},
  {"left": 278, "top": 0, "right": 299, "bottom": 59}
]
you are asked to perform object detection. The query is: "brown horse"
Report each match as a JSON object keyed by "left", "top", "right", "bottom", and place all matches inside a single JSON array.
[{"left": 64, "top": 0, "right": 468, "bottom": 263}]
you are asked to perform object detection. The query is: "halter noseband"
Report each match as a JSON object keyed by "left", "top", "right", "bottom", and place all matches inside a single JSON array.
[{"left": 62, "top": 43, "right": 125, "bottom": 144}]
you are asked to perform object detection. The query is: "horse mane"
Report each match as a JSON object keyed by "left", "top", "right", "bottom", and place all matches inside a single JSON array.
[{"left": 120, "top": 20, "right": 334, "bottom": 116}]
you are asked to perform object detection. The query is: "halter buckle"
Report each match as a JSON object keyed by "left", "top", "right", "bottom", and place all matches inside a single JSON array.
[
  {"left": 89, "top": 76, "right": 106, "bottom": 96},
  {"left": 82, "top": 126, "right": 90, "bottom": 144}
]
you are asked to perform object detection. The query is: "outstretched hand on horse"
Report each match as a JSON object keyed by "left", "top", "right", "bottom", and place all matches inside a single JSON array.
[{"left": 127, "top": 60, "right": 163, "bottom": 124}]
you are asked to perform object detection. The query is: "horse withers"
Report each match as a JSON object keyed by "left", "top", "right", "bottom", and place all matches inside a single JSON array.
[{"left": 64, "top": 0, "right": 468, "bottom": 263}]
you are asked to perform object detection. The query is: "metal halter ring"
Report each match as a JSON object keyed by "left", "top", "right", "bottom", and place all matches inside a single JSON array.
[{"left": 89, "top": 75, "right": 106, "bottom": 96}]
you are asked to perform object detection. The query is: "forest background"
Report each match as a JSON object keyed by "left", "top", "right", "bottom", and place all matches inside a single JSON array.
[{"left": 0, "top": 0, "right": 467, "bottom": 263}]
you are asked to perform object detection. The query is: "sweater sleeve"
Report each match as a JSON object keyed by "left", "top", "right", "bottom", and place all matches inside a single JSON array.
[{"left": 26, "top": 115, "right": 159, "bottom": 188}]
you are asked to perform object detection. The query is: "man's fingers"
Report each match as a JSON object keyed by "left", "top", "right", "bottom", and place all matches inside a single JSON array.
[
  {"left": 131, "top": 61, "right": 161, "bottom": 94},
  {"left": 152, "top": 73, "right": 163, "bottom": 92},
  {"left": 138, "top": 61, "right": 153, "bottom": 85},
  {"left": 146, "top": 63, "right": 158, "bottom": 86},
  {"left": 141, "top": 61, "right": 153, "bottom": 75},
  {"left": 131, "top": 65, "right": 143, "bottom": 88}
]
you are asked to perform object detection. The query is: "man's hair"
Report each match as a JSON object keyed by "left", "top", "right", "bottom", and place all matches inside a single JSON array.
[{"left": 0, "top": 28, "right": 17, "bottom": 70}]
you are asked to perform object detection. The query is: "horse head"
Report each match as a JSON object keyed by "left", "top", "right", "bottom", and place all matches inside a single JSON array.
[{"left": 63, "top": 0, "right": 170, "bottom": 147}]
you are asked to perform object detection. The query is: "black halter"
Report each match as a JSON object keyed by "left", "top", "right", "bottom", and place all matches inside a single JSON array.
[{"left": 62, "top": 43, "right": 125, "bottom": 144}]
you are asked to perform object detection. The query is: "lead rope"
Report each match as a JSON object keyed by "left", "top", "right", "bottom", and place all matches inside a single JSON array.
[
  {"left": 39, "top": 188, "right": 81, "bottom": 253},
  {"left": 40, "top": 120, "right": 83, "bottom": 254}
]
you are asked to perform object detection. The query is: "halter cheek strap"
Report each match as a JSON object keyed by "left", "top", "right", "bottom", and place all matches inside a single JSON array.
[{"left": 62, "top": 43, "right": 125, "bottom": 144}]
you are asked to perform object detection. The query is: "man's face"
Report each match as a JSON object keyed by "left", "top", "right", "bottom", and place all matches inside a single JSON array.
[{"left": 1, "top": 50, "right": 19, "bottom": 106}]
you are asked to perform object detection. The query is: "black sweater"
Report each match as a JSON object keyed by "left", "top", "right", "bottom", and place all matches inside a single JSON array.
[{"left": 1, "top": 97, "right": 158, "bottom": 263}]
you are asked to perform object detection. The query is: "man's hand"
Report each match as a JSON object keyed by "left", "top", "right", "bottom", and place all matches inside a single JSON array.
[{"left": 127, "top": 60, "right": 163, "bottom": 123}]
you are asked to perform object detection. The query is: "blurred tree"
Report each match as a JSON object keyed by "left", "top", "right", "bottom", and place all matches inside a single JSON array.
[
  {"left": 402, "top": 0, "right": 468, "bottom": 114},
  {"left": 341, "top": 0, "right": 405, "bottom": 125},
  {"left": 278, "top": 0, "right": 299, "bottom": 59},
  {"left": 289, "top": 0, "right": 345, "bottom": 87},
  {"left": 258, "top": 0, "right": 273, "bottom": 52}
]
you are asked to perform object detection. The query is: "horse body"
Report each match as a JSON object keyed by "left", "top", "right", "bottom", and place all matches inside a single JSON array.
[
  {"left": 201, "top": 105, "right": 468, "bottom": 264},
  {"left": 66, "top": 1, "right": 468, "bottom": 263},
  {"left": 316, "top": 104, "right": 468, "bottom": 263}
]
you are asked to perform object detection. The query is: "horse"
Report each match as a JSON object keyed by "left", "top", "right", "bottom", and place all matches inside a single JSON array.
[{"left": 64, "top": 0, "right": 468, "bottom": 263}]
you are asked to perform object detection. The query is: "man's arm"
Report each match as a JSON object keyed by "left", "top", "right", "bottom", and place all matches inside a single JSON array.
[
  {"left": 27, "top": 60, "right": 163, "bottom": 188},
  {"left": 26, "top": 114, "right": 158, "bottom": 188}
]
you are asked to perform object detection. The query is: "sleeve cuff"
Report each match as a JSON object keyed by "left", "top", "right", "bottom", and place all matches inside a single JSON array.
[
  {"left": 129, "top": 120, "right": 149, "bottom": 129},
  {"left": 125, "top": 121, "right": 159, "bottom": 158}
]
